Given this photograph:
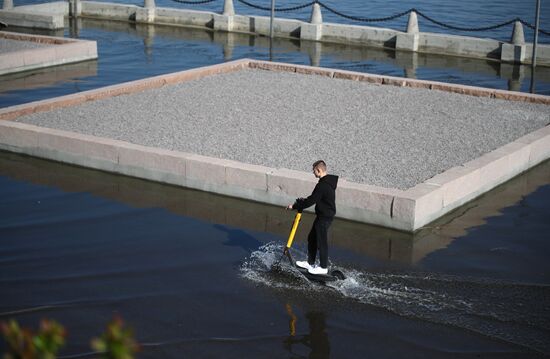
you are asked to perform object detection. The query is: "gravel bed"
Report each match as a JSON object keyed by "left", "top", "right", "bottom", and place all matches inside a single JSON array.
[
  {"left": 0, "top": 38, "right": 51, "bottom": 53},
  {"left": 14, "top": 69, "right": 550, "bottom": 189}
]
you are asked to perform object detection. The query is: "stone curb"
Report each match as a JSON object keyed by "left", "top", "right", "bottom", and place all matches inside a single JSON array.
[
  {"left": 0, "top": 31, "right": 71, "bottom": 44},
  {"left": 0, "top": 119, "right": 412, "bottom": 230},
  {"left": 0, "top": 32, "right": 98, "bottom": 76},
  {"left": 408, "top": 125, "right": 550, "bottom": 229},
  {"left": 250, "top": 60, "right": 550, "bottom": 105},
  {"left": 0, "top": 59, "right": 549, "bottom": 232}
]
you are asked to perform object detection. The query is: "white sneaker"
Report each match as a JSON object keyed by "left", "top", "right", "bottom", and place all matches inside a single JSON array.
[
  {"left": 296, "top": 261, "right": 314, "bottom": 271},
  {"left": 308, "top": 266, "right": 328, "bottom": 275}
]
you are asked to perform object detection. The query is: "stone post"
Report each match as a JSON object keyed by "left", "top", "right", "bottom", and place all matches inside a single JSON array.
[
  {"left": 136, "top": 0, "right": 155, "bottom": 23},
  {"left": 223, "top": 0, "right": 234, "bottom": 16},
  {"left": 511, "top": 20, "right": 525, "bottom": 45},
  {"left": 310, "top": 2, "right": 322, "bottom": 25},
  {"left": 69, "top": 0, "right": 82, "bottom": 17},
  {"left": 396, "top": 11, "right": 419, "bottom": 52},
  {"left": 213, "top": 0, "right": 235, "bottom": 32},
  {"left": 300, "top": 3, "right": 323, "bottom": 41},
  {"left": 2, "top": 0, "right": 14, "bottom": 10},
  {"left": 501, "top": 21, "right": 526, "bottom": 64}
]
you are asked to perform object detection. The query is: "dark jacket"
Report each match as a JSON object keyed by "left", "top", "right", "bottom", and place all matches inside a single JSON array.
[{"left": 293, "top": 174, "right": 338, "bottom": 218}]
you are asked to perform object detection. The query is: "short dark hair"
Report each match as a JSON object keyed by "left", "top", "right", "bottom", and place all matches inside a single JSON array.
[{"left": 312, "top": 160, "right": 326, "bottom": 171}]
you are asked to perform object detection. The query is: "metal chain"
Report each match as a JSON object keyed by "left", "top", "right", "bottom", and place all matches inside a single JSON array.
[
  {"left": 166, "top": 0, "right": 550, "bottom": 37},
  {"left": 235, "top": 0, "right": 315, "bottom": 12},
  {"left": 317, "top": 2, "right": 412, "bottom": 23},
  {"left": 170, "top": 0, "right": 218, "bottom": 4},
  {"left": 519, "top": 19, "right": 550, "bottom": 37},
  {"left": 415, "top": 9, "right": 517, "bottom": 32}
]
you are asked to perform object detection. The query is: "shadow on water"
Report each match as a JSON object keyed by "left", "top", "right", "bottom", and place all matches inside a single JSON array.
[
  {"left": 1, "top": 151, "right": 549, "bottom": 357},
  {"left": 215, "top": 224, "right": 264, "bottom": 255}
]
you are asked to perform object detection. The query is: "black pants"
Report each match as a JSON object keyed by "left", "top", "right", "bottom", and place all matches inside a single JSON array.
[{"left": 307, "top": 216, "right": 333, "bottom": 269}]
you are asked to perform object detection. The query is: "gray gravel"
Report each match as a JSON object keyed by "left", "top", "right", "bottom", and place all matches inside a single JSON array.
[
  {"left": 0, "top": 38, "right": 51, "bottom": 53},
  {"left": 15, "top": 69, "right": 550, "bottom": 189}
]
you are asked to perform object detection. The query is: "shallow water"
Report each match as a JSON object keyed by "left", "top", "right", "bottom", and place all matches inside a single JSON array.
[
  {"left": 1, "top": 2, "right": 550, "bottom": 355},
  {"left": 1, "top": 152, "right": 549, "bottom": 358}
]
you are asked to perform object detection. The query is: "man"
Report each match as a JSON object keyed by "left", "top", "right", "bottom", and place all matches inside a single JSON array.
[{"left": 286, "top": 160, "right": 338, "bottom": 275}]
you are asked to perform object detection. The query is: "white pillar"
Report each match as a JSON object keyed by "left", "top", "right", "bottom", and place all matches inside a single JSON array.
[
  {"left": 501, "top": 21, "right": 526, "bottom": 64},
  {"left": 223, "top": 0, "right": 234, "bottom": 16},
  {"left": 301, "top": 3, "right": 322, "bottom": 41},
  {"left": 137, "top": 0, "right": 155, "bottom": 23},
  {"left": 69, "top": 0, "right": 82, "bottom": 17},
  {"left": 310, "top": 3, "right": 322, "bottom": 25},
  {"left": 511, "top": 20, "right": 525, "bottom": 45},
  {"left": 406, "top": 11, "right": 419, "bottom": 34},
  {"left": 396, "top": 11, "right": 419, "bottom": 52},
  {"left": 2, "top": 0, "right": 14, "bottom": 10}
]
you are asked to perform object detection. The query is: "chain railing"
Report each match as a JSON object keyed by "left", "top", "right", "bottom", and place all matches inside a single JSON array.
[
  {"left": 316, "top": 3, "right": 412, "bottom": 23},
  {"left": 235, "top": 0, "right": 315, "bottom": 12},
  {"left": 170, "top": 0, "right": 218, "bottom": 4},
  {"left": 167, "top": 0, "right": 550, "bottom": 37}
]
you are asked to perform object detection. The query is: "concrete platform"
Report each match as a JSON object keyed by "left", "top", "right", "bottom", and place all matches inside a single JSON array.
[
  {"left": 0, "top": 31, "right": 97, "bottom": 76},
  {"left": 0, "top": 1, "right": 66, "bottom": 30},
  {"left": 0, "top": 59, "right": 548, "bottom": 231}
]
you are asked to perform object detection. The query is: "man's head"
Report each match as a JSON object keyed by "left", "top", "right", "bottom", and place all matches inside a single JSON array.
[{"left": 312, "top": 160, "right": 327, "bottom": 179}]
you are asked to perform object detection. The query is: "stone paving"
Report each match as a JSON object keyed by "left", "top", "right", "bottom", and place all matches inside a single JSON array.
[{"left": 13, "top": 69, "right": 550, "bottom": 189}]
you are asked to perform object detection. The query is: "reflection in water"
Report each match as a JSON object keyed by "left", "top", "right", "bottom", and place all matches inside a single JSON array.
[
  {"left": 0, "top": 151, "right": 548, "bottom": 266},
  {"left": 0, "top": 152, "right": 549, "bottom": 356},
  {"left": 0, "top": 60, "right": 97, "bottom": 93},
  {"left": 284, "top": 304, "right": 330, "bottom": 359},
  {"left": 125, "top": 19, "right": 550, "bottom": 93}
]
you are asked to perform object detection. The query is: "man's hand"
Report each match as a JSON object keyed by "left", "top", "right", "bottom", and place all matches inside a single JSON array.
[{"left": 286, "top": 204, "right": 293, "bottom": 210}]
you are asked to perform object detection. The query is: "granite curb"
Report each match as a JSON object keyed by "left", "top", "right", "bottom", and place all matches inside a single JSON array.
[{"left": 0, "top": 32, "right": 98, "bottom": 76}]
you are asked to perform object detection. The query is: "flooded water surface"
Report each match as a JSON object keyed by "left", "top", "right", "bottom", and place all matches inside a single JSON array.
[
  {"left": 1, "top": 1, "right": 550, "bottom": 356},
  {"left": 1, "top": 152, "right": 549, "bottom": 358}
]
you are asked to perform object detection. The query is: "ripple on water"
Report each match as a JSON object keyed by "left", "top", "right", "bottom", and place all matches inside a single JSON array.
[{"left": 241, "top": 242, "right": 550, "bottom": 354}]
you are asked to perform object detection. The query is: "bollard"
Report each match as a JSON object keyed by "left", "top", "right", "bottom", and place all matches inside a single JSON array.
[
  {"left": 136, "top": 0, "right": 155, "bottom": 23},
  {"left": 501, "top": 21, "right": 526, "bottom": 64},
  {"left": 2, "top": 0, "right": 14, "bottom": 10},
  {"left": 213, "top": 0, "right": 234, "bottom": 32},
  {"left": 222, "top": 0, "right": 234, "bottom": 16},
  {"left": 69, "top": 0, "right": 81, "bottom": 17},
  {"left": 406, "top": 10, "right": 419, "bottom": 34},
  {"left": 300, "top": 3, "right": 322, "bottom": 41},
  {"left": 396, "top": 11, "right": 419, "bottom": 52},
  {"left": 310, "top": 2, "right": 322, "bottom": 25},
  {"left": 511, "top": 20, "right": 525, "bottom": 45}
]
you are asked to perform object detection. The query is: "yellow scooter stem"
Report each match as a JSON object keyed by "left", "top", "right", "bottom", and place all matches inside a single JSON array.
[{"left": 285, "top": 212, "right": 302, "bottom": 249}]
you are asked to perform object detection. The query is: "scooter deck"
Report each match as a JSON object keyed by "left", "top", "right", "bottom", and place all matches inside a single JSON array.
[{"left": 296, "top": 266, "right": 343, "bottom": 283}]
